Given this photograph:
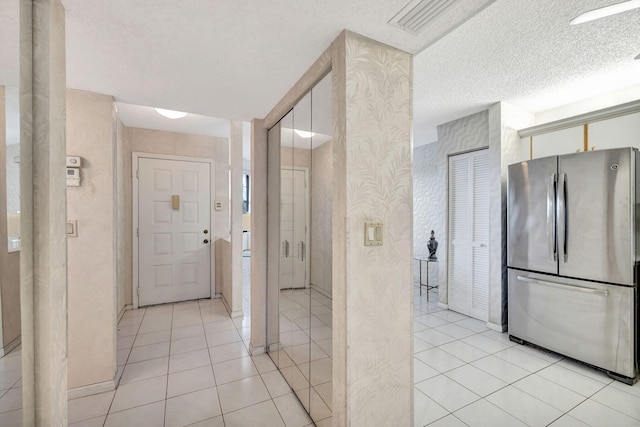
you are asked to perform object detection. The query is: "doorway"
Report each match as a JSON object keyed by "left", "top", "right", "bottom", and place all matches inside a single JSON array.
[
  {"left": 447, "top": 148, "right": 489, "bottom": 321},
  {"left": 134, "top": 154, "right": 214, "bottom": 307}
]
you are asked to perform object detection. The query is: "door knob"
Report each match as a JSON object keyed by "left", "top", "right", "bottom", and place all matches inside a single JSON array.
[
  {"left": 204, "top": 229, "right": 209, "bottom": 234},
  {"left": 203, "top": 239, "right": 209, "bottom": 244}
]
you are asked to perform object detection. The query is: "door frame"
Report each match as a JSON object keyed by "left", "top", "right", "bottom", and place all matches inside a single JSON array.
[
  {"left": 132, "top": 152, "right": 216, "bottom": 309},
  {"left": 281, "top": 165, "right": 311, "bottom": 289}
]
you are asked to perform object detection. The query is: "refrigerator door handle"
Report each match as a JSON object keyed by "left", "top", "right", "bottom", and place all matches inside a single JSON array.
[
  {"left": 557, "top": 172, "right": 568, "bottom": 263},
  {"left": 516, "top": 275, "right": 609, "bottom": 297},
  {"left": 548, "top": 173, "right": 557, "bottom": 261}
]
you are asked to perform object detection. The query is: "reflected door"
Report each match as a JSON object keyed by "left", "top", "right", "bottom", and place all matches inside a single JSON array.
[{"left": 280, "top": 168, "right": 307, "bottom": 289}]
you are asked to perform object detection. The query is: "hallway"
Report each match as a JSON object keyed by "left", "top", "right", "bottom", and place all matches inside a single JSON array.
[{"left": 69, "top": 298, "right": 313, "bottom": 426}]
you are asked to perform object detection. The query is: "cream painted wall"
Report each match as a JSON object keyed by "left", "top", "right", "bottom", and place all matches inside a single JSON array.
[
  {"left": 115, "top": 117, "right": 126, "bottom": 317},
  {"left": 310, "top": 141, "right": 332, "bottom": 296},
  {"left": 66, "top": 89, "right": 117, "bottom": 389},
  {"left": 124, "top": 127, "right": 229, "bottom": 304}
]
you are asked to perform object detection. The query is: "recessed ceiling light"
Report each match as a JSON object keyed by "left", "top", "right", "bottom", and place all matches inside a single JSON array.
[
  {"left": 294, "top": 129, "right": 316, "bottom": 138},
  {"left": 570, "top": 0, "right": 640, "bottom": 25},
  {"left": 155, "top": 108, "right": 188, "bottom": 119}
]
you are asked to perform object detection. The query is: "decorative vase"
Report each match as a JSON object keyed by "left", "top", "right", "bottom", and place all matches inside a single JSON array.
[{"left": 427, "top": 230, "right": 438, "bottom": 261}]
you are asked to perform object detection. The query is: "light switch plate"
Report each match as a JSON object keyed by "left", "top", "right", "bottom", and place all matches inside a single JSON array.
[
  {"left": 215, "top": 201, "right": 223, "bottom": 211},
  {"left": 364, "top": 221, "right": 383, "bottom": 246}
]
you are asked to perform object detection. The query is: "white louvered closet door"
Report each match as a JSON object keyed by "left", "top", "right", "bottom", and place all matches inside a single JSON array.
[{"left": 448, "top": 149, "right": 489, "bottom": 322}]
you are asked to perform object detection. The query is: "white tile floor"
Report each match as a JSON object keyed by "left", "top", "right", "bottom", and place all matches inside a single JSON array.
[
  {"left": 1, "top": 256, "right": 640, "bottom": 426},
  {"left": 412, "top": 287, "right": 640, "bottom": 427},
  {"left": 69, "top": 297, "right": 315, "bottom": 427}
]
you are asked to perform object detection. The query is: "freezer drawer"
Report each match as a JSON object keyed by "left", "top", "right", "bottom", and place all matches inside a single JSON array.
[{"left": 508, "top": 269, "right": 637, "bottom": 380}]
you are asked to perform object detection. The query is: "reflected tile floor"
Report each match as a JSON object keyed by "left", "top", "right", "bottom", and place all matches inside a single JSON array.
[{"left": 413, "top": 287, "right": 640, "bottom": 427}]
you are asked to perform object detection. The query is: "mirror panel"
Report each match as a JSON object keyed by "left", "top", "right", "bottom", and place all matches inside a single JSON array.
[
  {"left": 308, "top": 72, "right": 332, "bottom": 422},
  {"left": 267, "top": 71, "right": 333, "bottom": 424}
]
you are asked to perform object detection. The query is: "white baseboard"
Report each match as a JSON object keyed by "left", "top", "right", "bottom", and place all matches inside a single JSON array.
[
  {"left": 0, "top": 336, "right": 21, "bottom": 357},
  {"left": 220, "top": 295, "right": 243, "bottom": 318},
  {"left": 437, "top": 303, "right": 449, "bottom": 310},
  {"left": 213, "top": 293, "right": 222, "bottom": 299},
  {"left": 118, "top": 304, "right": 133, "bottom": 323},
  {"left": 249, "top": 345, "right": 265, "bottom": 356},
  {"left": 486, "top": 322, "right": 506, "bottom": 332},
  {"left": 68, "top": 377, "right": 116, "bottom": 400}
]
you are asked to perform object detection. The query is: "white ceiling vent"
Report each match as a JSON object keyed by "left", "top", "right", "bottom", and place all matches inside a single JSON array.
[{"left": 389, "top": 0, "right": 459, "bottom": 35}]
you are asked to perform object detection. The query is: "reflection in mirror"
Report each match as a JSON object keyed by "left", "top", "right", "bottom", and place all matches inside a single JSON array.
[
  {"left": 268, "top": 71, "right": 333, "bottom": 424},
  {"left": 6, "top": 87, "right": 20, "bottom": 251},
  {"left": 0, "top": 0, "right": 23, "bottom": 424}
]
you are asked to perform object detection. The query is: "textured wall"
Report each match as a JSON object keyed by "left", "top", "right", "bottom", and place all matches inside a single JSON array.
[
  {"left": 310, "top": 141, "right": 332, "bottom": 296},
  {"left": 338, "top": 32, "right": 413, "bottom": 427},
  {"left": 5, "top": 143, "right": 20, "bottom": 214},
  {"left": 124, "top": 127, "right": 229, "bottom": 305},
  {"left": 435, "top": 111, "right": 490, "bottom": 310},
  {"left": 115, "top": 117, "right": 126, "bottom": 317},
  {"left": 66, "top": 89, "right": 117, "bottom": 390},
  {"left": 413, "top": 142, "right": 441, "bottom": 285}
]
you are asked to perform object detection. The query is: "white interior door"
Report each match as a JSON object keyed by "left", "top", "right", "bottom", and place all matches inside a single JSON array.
[
  {"left": 448, "top": 149, "right": 489, "bottom": 321},
  {"left": 280, "top": 168, "right": 307, "bottom": 289},
  {"left": 138, "top": 157, "right": 211, "bottom": 306}
]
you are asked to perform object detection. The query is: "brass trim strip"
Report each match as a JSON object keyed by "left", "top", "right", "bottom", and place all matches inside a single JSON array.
[{"left": 583, "top": 124, "right": 589, "bottom": 152}]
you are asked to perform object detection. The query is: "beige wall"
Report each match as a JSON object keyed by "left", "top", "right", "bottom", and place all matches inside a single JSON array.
[
  {"left": 310, "top": 141, "right": 332, "bottom": 296},
  {"left": 66, "top": 89, "right": 118, "bottom": 389},
  {"left": 124, "top": 127, "right": 229, "bottom": 304},
  {"left": 116, "top": 117, "right": 126, "bottom": 317}
]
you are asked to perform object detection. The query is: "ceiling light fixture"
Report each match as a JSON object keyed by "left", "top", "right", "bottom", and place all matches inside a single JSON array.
[
  {"left": 294, "top": 129, "right": 316, "bottom": 138},
  {"left": 155, "top": 108, "right": 188, "bottom": 119},
  {"left": 570, "top": 0, "right": 640, "bottom": 25}
]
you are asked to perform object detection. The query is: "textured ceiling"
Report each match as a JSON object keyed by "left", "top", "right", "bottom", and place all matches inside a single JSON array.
[{"left": 2, "top": 0, "right": 640, "bottom": 148}]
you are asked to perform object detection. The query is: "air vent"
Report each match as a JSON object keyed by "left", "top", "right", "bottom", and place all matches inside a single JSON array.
[{"left": 389, "top": 0, "right": 459, "bottom": 35}]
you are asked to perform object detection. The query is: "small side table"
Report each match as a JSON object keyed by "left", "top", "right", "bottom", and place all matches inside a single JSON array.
[{"left": 414, "top": 257, "right": 438, "bottom": 301}]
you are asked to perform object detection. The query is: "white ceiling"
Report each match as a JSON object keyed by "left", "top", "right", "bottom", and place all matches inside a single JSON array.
[{"left": 2, "top": 0, "right": 640, "bottom": 148}]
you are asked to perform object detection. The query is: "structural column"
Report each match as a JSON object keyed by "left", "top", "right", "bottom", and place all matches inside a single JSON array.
[
  {"left": 249, "top": 119, "right": 267, "bottom": 354},
  {"left": 228, "top": 120, "right": 244, "bottom": 317},
  {"left": 20, "top": 0, "right": 68, "bottom": 425}
]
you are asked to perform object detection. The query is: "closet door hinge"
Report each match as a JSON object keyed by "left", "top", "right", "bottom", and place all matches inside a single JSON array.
[
  {"left": 137, "top": 228, "right": 139, "bottom": 238},
  {"left": 137, "top": 287, "right": 140, "bottom": 296},
  {"left": 136, "top": 169, "right": 139, "bottom": 179}
]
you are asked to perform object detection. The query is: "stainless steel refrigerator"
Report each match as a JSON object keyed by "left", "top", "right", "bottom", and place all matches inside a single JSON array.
[{"left": 507, "top": 147, "right": 638, "bottom": 384}]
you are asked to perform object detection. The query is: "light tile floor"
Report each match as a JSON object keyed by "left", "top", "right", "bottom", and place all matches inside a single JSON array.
[
  {"left": 412, "top": 287, "right": 640, "bottom": 427},
  {"left": 68, "top": 297, "right": 315, "bottom": 427},
  {"left": 1, "top": 259, "right": 640, "bottom": 426}
]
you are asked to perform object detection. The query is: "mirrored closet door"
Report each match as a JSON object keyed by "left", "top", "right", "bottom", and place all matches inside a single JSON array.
[{"left": 267, "top": 72, "right": 333, "bottom": 424}]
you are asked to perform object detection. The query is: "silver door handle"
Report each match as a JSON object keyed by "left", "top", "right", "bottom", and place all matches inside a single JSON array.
[
  {"left": 517, "top": 275, "right": 608, "bottom": 297},
  {"left": 557, "top": 173, "right": 568, "bottom": 263},
  {"left": 282, "top": 240, "right": 289, "bottom": 258},
  {"left": 548, "top": 173, "right": 557, "bottom": 261},
  {"left": 297, "top": 241, "right": 305, "bottom": 261}
]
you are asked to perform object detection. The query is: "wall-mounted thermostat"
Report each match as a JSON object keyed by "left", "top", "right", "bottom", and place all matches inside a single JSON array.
[
  {"left": 66, "top": 155, "right": 82, "bottom": 187},
  {"left": 66, "top": 167, "right": 80, "bottom": 186}
]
